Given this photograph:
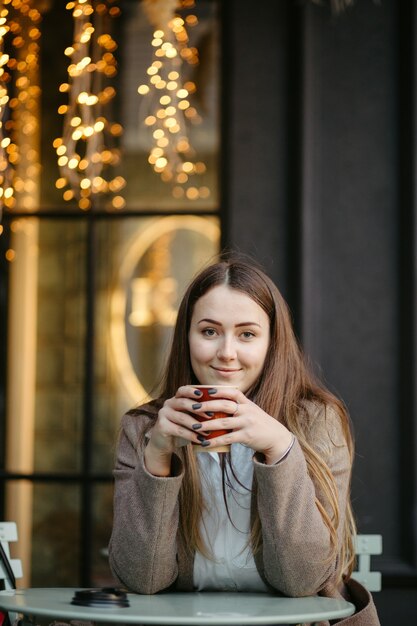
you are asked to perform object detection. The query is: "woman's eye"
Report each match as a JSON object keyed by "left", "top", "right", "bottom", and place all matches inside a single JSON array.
[
  {"left": 202, "top": 328, "right": 217, "bottom": 337},
  {"left": 241, "top": 331, "right": 255, "bottom": 339}
]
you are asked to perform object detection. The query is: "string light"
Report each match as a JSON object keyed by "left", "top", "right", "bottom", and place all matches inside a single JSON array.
[
  {"left": 0, "top": 4, "right": 13, "bottom": 220},
  {"left": 0, "top": 0, "right": 41, "bottom": 236},
  {"left": 55, "top": 1, "right": 125, "bottom": 211},
  {"left": 138, "top": 0, "right": 209, "bottom": 200}
]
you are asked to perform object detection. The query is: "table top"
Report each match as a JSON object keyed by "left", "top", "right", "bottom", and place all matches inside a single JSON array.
[{"left": 0, "top": 588, "right": 355, "bottom": 624}]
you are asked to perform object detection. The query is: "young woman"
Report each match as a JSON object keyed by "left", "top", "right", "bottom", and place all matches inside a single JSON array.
[{"left": 109, "top": 257, "right": 380, "bottom": 625}]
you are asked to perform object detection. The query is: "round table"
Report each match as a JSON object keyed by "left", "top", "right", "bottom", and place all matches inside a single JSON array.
[{"left": 0, "top": 588, "right": 355, "bottom": 624}]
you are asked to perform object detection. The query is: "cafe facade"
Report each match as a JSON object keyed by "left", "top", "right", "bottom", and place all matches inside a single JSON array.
[{"left": 0, "top": 1, "right": 416, "bottom": 622}]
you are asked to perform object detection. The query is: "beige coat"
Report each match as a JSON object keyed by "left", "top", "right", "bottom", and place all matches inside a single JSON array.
[{"left": 109, "top": 404, "right": 380, "bottom": 626}]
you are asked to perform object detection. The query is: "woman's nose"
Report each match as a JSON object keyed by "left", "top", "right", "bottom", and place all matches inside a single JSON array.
[{"left": 217, "top": 336, "right": 237, "bottom": 360}]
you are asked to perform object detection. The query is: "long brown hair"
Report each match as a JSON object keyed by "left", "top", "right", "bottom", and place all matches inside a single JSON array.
[{"left": 134, "top": 257, "right": 356, "bottom": 582}]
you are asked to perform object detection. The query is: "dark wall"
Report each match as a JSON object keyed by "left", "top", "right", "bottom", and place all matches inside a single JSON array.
[{"left": 224, "top": 0, "right": 417, "bottom": 621}]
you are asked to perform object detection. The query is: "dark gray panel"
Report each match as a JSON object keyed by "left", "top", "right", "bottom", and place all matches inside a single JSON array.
[
  {"left": 298, "top": 0, "right": 403, "bottom": 566},
  {"left": 225, "top": 0, "right": 290, "bottom": 294},
  {"left": 224, "top": 0, "right": 417, "bottom": 595},
  {"left": 223, "top": 1, "right": 417, "bottom": 618}
]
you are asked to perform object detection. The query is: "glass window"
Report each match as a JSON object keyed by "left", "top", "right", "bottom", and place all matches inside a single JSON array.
[
  {"left": 31, "top": 483, "right": 80, "bottom": 586},
  {"left": 3, "top": 214, "right": 219, "bottom": 583},
  {"left": 4, "top": 481, "right": 80, "bottom": 587},
  {"left": 120, "top": 0, "right": 220, "bottom": 210},
  {"left": 5, "top": 219, "right": 86, "bottom": 476},
  {"left": 40, "top": 0, "right": 220, "bottom": 211},
  {"left": 1, "top": 0, "right": 221, "bottom": 588},
  {"left": 91, "top": 484, "right": 118, "bottom": 587}
]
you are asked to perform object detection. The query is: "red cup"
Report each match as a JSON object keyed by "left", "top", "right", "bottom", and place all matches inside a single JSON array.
[{"left": 192, "top": 385, "right": 236, "bottom": 453}]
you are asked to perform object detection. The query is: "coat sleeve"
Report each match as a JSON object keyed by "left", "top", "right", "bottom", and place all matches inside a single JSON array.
[
  {"left": 108, "top": 413, "right": 184, "bottom": 594},
  {"left": 253, "top": 403, "right": 352, "bottom": 597}
]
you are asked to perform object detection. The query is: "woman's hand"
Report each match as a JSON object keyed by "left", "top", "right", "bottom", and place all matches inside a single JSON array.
[
  {"left": 189, "top": 387, "right": 294, "bottom": 464},
  {"left": 144, "top": 386, "right": 213, "bottom": 476}
]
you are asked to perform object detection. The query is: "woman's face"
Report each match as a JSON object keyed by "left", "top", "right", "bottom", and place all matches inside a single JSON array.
[{"left": 188, "top": 285, "right": 270, "bottom": 393}]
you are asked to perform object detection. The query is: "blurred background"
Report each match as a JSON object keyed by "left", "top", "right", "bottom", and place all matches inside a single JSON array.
[{"left": 0, "top": 0, "right": 415, "bottom": 622}]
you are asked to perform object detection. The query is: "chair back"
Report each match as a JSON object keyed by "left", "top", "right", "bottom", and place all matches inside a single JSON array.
[
  {"left": 0, "top": 522, "right": 23, "bottom": 590},
  {"left": 351, "top": 534, "right": 382, "bottom": 592}
]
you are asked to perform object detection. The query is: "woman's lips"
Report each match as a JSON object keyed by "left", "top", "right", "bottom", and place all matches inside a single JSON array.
[{"left": 211, "top": 367, "right": 241, "bottom": 376}]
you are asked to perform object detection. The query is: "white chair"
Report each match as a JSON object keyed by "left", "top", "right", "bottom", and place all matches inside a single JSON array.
[
  {"left": 0, "top": 522, "right": 23, "bottom": 589},
  {"left": 351, "top": 534, "right": 383, "bottom": 592},
  {"left": 0, "top": 522, "right": 23, "bottom": 626}
]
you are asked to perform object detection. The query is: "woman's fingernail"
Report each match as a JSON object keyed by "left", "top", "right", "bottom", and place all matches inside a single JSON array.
[
  {"left": 206, "top": 412, "right": 214, "bottom": 417},
  {"left": 194, "top": 389, "right": 203, "bottom": 396},
  {"left": 201, "top": 440, "right": 211, "bottom": 447},
  {"left": 192, "top": 402, "right": 202, "bottom": 410},
  {"left": 197, "top": 434, "right": 206, "bottom": 442},
  {"left": 208, "top": 388, "right": 217, "bottom": 395},
  {"left": 192, "top": 423, "right": 202, "bottom": 430}
]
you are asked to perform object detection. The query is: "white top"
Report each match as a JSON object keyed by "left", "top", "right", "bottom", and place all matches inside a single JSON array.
[{"left": 193, "top": 444, "right": 270, "bottom": 592}]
